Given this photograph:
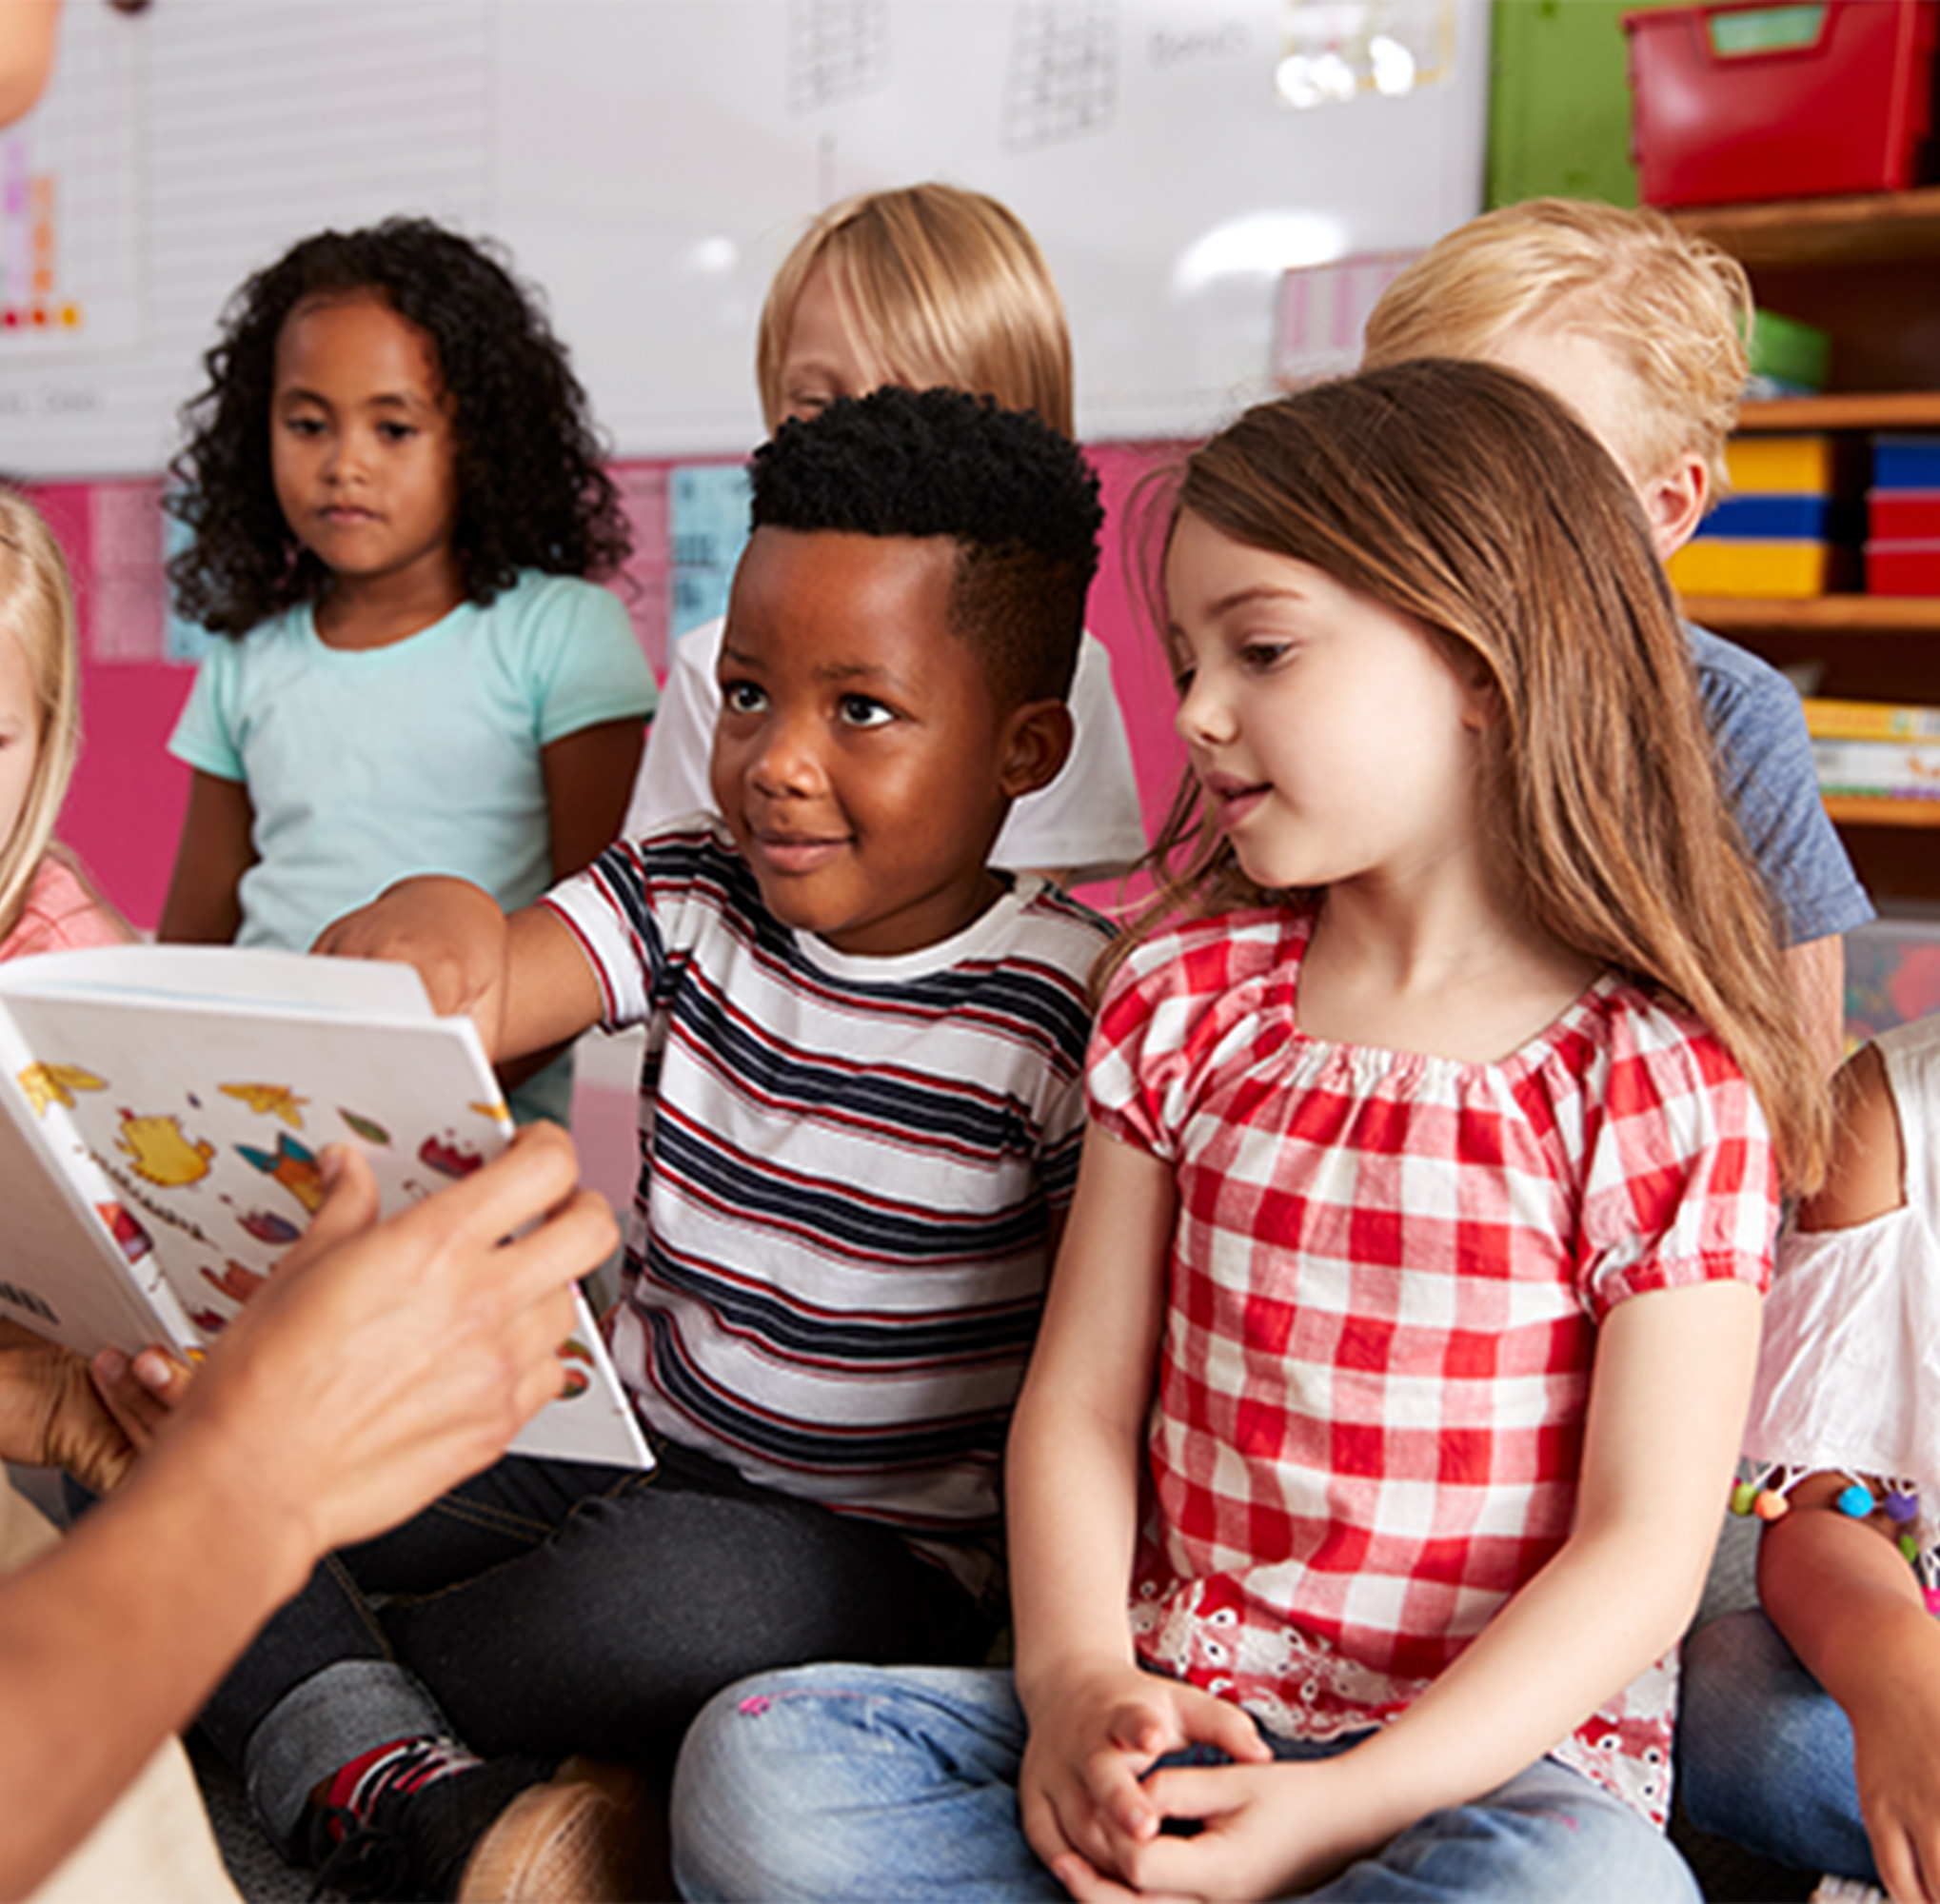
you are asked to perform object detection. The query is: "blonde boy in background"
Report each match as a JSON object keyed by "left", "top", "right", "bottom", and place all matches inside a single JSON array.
[
  {"left": 1364, "top": 197, "right": 1870, "bottom": 1072},
  {"left": 628, "top": 183, "right": 1146, "bottom": 889}
]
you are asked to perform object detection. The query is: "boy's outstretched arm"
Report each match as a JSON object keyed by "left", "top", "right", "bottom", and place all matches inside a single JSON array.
[
  {"left": 1009, "top": 1127, "right": 1272, "bottom": 1891},
  {"left": 314, "top": 877, "right": 604, "bottom": 1062}
]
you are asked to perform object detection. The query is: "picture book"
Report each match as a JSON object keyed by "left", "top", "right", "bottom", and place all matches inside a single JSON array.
[{"left": 0, "top": 943, "right": 650, "bottom": 1470}]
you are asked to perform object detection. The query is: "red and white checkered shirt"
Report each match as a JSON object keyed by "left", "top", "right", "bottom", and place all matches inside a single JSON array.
[{"left": 1089, "top": 906, "right": 1777, "bottom": 1825}]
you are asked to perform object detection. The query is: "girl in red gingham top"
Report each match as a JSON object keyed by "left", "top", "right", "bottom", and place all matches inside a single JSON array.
[
  {"left": 664, "top": 363, "right": 1831, "bottom": 1904},
  {"left": 991, "top": 362, "right": 1831, "bottom": 1902},
  {"left": 978, "top": 361, "right": 1823, "bottom": 1901}
]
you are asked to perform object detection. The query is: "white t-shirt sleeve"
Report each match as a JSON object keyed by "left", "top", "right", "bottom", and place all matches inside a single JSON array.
[
  {"left": 991, "top": 633, "right": 1147, "bottom": 883},
  {"left": 624, "top": 618, "right": 723, "bottom": 842}
]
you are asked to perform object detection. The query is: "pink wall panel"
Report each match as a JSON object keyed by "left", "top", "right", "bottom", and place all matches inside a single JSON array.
[
  {"left": 69, "top": 664, "right": 194, "bottom": 929},
  {"left": 1083, "top": 442, "right": 1189, "bottom": 856}
]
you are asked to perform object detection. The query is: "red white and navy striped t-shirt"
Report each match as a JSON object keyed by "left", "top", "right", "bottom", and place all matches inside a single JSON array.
[
  {"left": 544, "top": 822, "right": 1113, "bottom": 1600},
  {"left": 1088, "top": 905, "right": 1777, "bottom": 1824}
]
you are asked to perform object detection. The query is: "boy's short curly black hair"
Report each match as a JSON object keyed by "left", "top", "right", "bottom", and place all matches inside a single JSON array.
[
  {"left": 167, "top": 217, "right": 628, "bottom": 636},
  {"left": 747, "top": 386, "right": 1101, "bottom": 706}
]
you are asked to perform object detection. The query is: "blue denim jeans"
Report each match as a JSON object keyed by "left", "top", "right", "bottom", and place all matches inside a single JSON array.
[
  {"left": 195, "top": 1443, "right": 993, "bottom": 1857},
  {"left": 670, "top": 1665, "right": 1702, "bottom": 1902},
  {"left": 1679, "top": 1607, "right": 1878, "bottom": 1885}
]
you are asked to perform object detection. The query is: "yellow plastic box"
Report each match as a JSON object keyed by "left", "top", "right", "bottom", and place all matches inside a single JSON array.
[
  {"left": 1667, "top": 538, "right": 1831, "bottom": 598},
  {"left": 1724, "top": 434, "right": 1836, "bottom": 495}
]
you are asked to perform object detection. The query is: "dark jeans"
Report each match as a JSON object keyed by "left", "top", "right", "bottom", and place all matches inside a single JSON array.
[{"left": 196, "top": 1439, "right": 996, "bottom": 1845}]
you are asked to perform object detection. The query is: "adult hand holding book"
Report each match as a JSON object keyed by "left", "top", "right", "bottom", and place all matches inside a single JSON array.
[
  {"left": 0, "top": 1121, "right": 622, "bottom": 1900},
  {"left": 0, "top": 942, "right": 649, "bottom": 1470}
]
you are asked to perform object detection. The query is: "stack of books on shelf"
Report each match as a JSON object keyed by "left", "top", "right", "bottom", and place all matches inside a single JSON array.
[{"left": 1805, "top": 697, "right": 1940, "bottom": 803}]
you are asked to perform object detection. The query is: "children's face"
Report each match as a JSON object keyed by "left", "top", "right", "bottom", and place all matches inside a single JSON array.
[
  {"left": 0, "top": 628, "right": 40, "bottom": 859},
  {"left": 1165, "top": 511, "right": 1489, "bottom": 894},
  {"left": 710, "top": 527, "right": 1019, "bottom": 956},
  {"left": 771, "top": 261, "right": 896, "bottom": 426},
  {"left": 270, "top": 290, "right": 461, "bottom": 595}
]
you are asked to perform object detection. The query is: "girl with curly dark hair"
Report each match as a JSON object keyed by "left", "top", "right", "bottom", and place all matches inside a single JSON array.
[{"left": 157, "top": 218, "right": 656, "bottom": 1121}]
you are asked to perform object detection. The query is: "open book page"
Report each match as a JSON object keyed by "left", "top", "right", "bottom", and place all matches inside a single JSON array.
[{"left": 0, "top": 946, "right": 649, "bottom": 1470}]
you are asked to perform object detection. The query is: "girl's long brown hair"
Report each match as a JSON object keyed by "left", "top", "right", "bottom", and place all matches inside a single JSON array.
[{"left": 1120, "top": 359, "right": 1828, "bottom": 1194}]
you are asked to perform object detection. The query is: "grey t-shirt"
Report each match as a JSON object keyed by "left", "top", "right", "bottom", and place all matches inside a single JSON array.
[{"left": 1688, "top": 622, "right": 1872, "bottom": 946}]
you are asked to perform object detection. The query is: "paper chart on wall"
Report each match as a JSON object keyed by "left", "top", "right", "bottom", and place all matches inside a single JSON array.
[{"left": 0, "top": 0, "right": 141, "bottom": 361}]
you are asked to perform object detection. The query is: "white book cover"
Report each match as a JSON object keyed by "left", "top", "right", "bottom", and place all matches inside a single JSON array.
[{"left": 0, "top": 944, "right": 650, "bottom": 1471}]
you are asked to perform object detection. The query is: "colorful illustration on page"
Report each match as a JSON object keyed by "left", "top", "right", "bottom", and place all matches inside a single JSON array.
[
  {"left": 219, "top": 1081, "right": 308, "bottom": 1128},
  {"left": 235, "top": 1130, "right": 325, "bottom": 1212}
]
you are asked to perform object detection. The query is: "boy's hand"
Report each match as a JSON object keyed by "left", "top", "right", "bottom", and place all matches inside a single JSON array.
[
  {"left": 89, "top": 1346, "right": 193, "bottom": 1460},
  {"left": 314, "top": 877, "right": 510, "bottom": 1052},
  {"left": 0, "top": 1320, "right": 135, "bottom": 1496},
  {"left": 1019, "top": 1660, "right": 1270, "bottom": 1884}
]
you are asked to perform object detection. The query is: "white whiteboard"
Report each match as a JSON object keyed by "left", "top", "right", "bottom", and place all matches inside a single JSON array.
[{"left": 0, "top": 0, "right": 1488, "bottom": 476}]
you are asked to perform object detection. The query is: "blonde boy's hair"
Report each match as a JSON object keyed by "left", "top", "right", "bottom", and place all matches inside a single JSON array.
[
  {"left": 0, "top": 489, "right": 80, "bottom": 940},
  {"left": 756, "top": 184, "right": 1074, "bottom": 438},
  {"left": 1361, "top": 197, "right": 1752, "bottom": 491}
]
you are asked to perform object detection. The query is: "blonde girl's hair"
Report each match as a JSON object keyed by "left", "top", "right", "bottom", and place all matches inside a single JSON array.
[
  {"left": 1123, "top": 359, "right": 1828, "bottom": 1194},
  {"left": 0, "top": 489, "right": 81, "bottom": 941},
  {"left": 1361, "top": 197, "right": 1751, "bottom": 494},
  {"left": 756, "top": 183, "right": 1074, "bottom": 437}
]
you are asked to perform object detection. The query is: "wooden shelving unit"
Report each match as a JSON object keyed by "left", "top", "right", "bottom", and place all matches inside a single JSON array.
[
  {"left": 1674, "top": 184, "right": 1940, "bottom": 268},
  {"left": 1670, "top": 192, "right": 1940, "bottom": 889},
  {"left": 1736, "top": 392, "right": 1940, "bottom": 431},
  {"left": 1682, "top": 595, "right": 1940, "bottom": 634},
  {"left": 1824, "top": 796, "right": 1940, "bottom": 829}
]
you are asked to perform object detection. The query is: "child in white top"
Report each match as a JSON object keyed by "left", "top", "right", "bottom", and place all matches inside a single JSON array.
[
  {"left": 627, "top": 182, "right": 1144, "bottom": 888},
  {"left": 160, "top": 219, "right": 656, "bottom": 1121},
  {"left": 668, "top": 359, "right": 1830, "bottom": 1904},
  {"left": 1682, "top": 1019, "right": 1940, "bottom": 1896}
]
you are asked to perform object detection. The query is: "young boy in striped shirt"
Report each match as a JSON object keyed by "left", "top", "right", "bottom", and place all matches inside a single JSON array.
[{"left": 188, "top": 386, "right": 1118, "bottom": 1903}]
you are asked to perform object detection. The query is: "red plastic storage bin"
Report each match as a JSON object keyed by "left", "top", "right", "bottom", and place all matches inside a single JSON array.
[
  {"left": 1625, "top": 0, "right": 1939, "bottom": 207},
  {"left": 1871, "top": 490, "right": 1940, "bottom": 539},
  {"left": 1868, "top": 541, "right": 1940, "bottom": 594}
]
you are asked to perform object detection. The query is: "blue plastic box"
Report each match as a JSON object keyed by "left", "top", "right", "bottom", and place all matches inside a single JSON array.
[
  {"left": 1872, "top": 436, "right": 1940, "bottom": 489},
  {"left": 1703, "top": 493, "right": 1833, "bottom": 539}
]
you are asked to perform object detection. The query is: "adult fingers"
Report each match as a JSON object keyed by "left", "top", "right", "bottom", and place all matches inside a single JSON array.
[
  {"left": 276, "top": 1145, "right": 382, "bottom": 1273},
  {"left": 476, "top": 1180, "right": 620, "bottom": 1317},
  {"left": 403, "top": 1121, "right": 586, "bottom": 1265}
]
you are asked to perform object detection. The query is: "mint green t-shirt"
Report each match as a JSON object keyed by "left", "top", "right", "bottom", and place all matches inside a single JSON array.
[{"left": 168, "top": 571, "right": 657, "bottom": 1121}]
